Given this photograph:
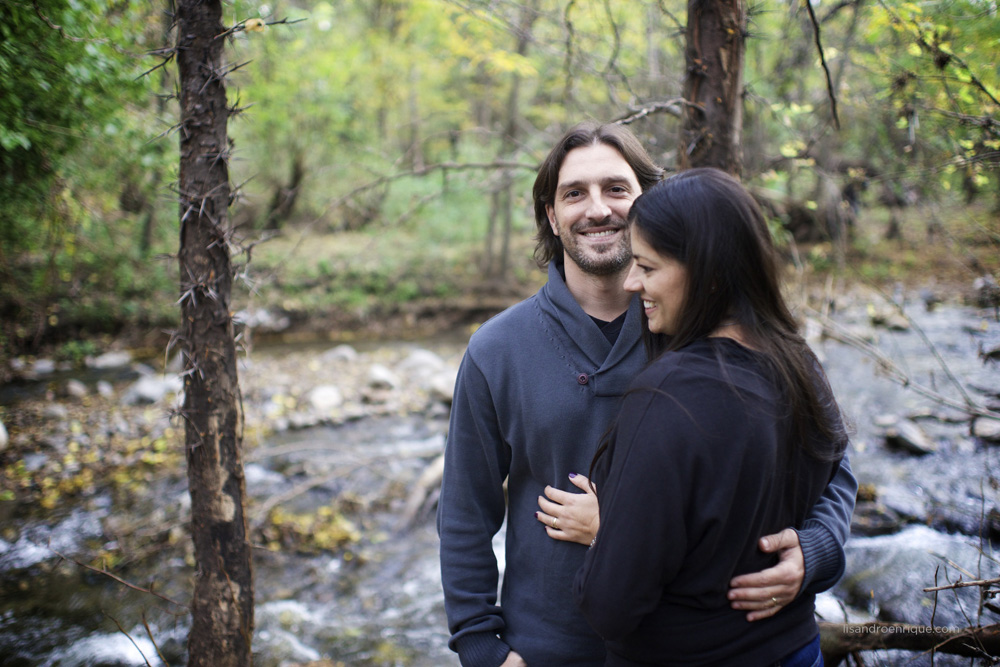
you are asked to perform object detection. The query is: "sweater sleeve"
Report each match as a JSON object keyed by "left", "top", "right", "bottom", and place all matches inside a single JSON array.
[
  {"left": 574, "top": 384, "right": 690, "bottom": 640},
  {"left": 436, "top": 351, "right": 513, "bottom": 667},
  {"left": 796, "top": 453, "right": 857, "bottom": 596}
]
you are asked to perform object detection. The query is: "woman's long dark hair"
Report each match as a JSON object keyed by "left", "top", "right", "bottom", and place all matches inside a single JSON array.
[{"left": 591, "top": 168, "right": 846, "bottom": 484}]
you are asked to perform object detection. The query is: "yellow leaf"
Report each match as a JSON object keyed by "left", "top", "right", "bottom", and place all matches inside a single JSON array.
[{"left": 244, "top": 18, "right": 266, "bottom": 33}]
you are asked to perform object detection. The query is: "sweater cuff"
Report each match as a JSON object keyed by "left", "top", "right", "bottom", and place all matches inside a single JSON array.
[
  {"left": 454, "top": 631, "right": 512, "bottom": 667},
  {"left": 795, "top": 519, "right": 846, "bottom": 597}
]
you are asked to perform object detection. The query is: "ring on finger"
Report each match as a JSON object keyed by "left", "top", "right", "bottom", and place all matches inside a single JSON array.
[
  {"left": 771, "top": 596, "right": 780, "bottom": 607},
  {"left": 552, "top": 517, "right": 559, "bottom": 529}
]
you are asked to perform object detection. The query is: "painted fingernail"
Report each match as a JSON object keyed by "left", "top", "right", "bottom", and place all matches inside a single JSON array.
[{"left": 569, "top": 472, "right": 577, "bottom": 478}]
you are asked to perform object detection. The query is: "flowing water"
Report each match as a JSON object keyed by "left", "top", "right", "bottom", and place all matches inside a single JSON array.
[{"left": 1, "top": 301, "right": 998, "bottom": 666}]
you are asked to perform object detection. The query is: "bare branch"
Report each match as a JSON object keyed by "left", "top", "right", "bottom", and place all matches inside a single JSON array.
[
  {"left": 141, "top": 612, "right": 170, "bottom": 666},
  {"left": 103, "top": 613, "right": 153, "bottom": 667},
  {"left": 332, "top": 160, "right": 537, "bottom": 207},
  {"left": 614, "top": 98, "right": 690, "bottom": 125},
  {"left": 804, "top": 0, "right": 841, "bottom": 130},
  {"left": 877, "top": 0, "right": 1000, "bottom": 108},
  {"left": 809, "top": 308, "right": 1000, "bottom": 421},
  {"left": 925, "top": 576, "right": 1000, "bottom": 593},
  {"left": 52, "top": 549, "right": 188, "bottom": 609},
  {"left": 820, "top": 621, "right": 1000, "bottom": 661},
  {"left": 215, "top": 15, "right": 307, "bottom": 41}
]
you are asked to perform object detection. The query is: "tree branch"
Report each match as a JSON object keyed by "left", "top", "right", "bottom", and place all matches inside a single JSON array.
[
  {"left": 808, "top": 308, "right": 1000, "bottom": 421},
  {"left": 804, "top": 0, "right": 841, "bottom": 130},
  {"left": 820, "top": 621, "right": 1000, "bottom": 663},
  {"left": 52, "top": 549, "right": 188, "bottom": 609},
  {"left": 614, "top": 98, "right": 690, "bottom": 125},
  {"left": 877, "top": 0, "right": 1000, "bottom": 108}
]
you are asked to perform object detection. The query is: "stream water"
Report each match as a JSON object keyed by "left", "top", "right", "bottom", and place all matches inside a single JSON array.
[{"left": 1, "top": 301, "right": 998, "bottom": 666}]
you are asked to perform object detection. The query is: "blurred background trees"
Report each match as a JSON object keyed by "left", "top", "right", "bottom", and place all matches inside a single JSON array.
[{"left": 1, "top": 0, "right": 997, "bottom": 362}]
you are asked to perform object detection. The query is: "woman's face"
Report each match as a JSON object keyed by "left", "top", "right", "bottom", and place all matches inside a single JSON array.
[{"left": 623, "top": 227, "right": 689, "bottom": 335}]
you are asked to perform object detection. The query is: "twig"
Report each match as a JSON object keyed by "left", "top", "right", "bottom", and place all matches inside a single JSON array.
[
  {"left": 141, "top": 611, "right": 170, "bottom": 666},
  {"left": 809, "top": 309, "right": 1000, "bottom": 421},
  {"left": 215, "top": 16, "right": 307, "bottom": 40},
  {"left": 925, "top": 576, "right": 1000, "bottom": 593},
  {"left": 52, "top": 549, "right": 188, "bottom": 609},
  {"left": 870, "top": 283, "right": 977, "bottom": 410},
  {"left": 249, "top": 468, "right": 346, "bottom": 530},
  {"left": 804, "top": 0, "right": 841, "bottom": 130},
  {"left": 30, "top": 0, "right": 142, "bottom": 57},
  {"left": 877, "top": 0, "right": 1000, "bottom": 107},
  {"left": 103, "top": 612, "right": 153, "bottom": 667},
  {"left": 614, "top": 98, "right": 689, "bottom": 125}
]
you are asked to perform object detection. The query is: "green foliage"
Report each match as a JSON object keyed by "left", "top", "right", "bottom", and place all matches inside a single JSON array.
[
  {"left": 0, "top": 0, "right": 172, "bottom": 354},
  {"left": 54, "top": 339, "right": 99, "bottom": 367},
  {"left": 0, "top": 0, "right": 148, "bottom": 231},
  {"left": 1, "top": 0, "right": 997, "bottom": 358}
]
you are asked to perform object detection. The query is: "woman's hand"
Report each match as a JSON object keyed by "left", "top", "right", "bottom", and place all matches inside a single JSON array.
[
  {"left": 535, "top": 473, "right": 599, "bottom": 546},
  {"left": 501, "top": 650, "right": 527, "bottom": 667}
]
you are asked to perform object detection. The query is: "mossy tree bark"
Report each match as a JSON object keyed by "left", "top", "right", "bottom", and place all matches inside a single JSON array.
[{"left": 175, "top": 1, "right": 254, "bottom": 664}]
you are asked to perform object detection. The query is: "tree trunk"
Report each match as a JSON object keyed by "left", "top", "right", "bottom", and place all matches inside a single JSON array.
[
  {"left": 175, "top": 1, "right": 254, "bottom": 665},
  {"left": 679, "top": 0, "right": 746, "bottom": 175},
  {"left": 820, "top": 621, "right": 1000, "bottom": 665},
  {"left": 264, "top": 152, "right": 305, "bottom": 230},
  {"left": 484, "top": 0, "right": 536, "bottom": 280}
]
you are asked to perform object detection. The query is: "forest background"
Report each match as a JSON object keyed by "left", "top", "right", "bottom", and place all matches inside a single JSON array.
[
  {"left": 1, "top": 0, "right": 999, "bottom": 664},
  {"left": 2, "top": 0, "right": 998, "bottom": 369}
]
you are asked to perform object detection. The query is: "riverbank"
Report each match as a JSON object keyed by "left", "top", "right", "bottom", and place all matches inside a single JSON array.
[{"left": 2, "top": 269, "right": 1000, "bottom": 665}]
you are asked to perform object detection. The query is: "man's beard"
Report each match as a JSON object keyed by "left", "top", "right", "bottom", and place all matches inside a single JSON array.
[{"left": 561, "top": 219, "right": 631, "bottom": 276}]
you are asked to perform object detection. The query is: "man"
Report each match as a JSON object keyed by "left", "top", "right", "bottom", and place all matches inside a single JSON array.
[{"left": 437, "top": 121, "right": 856, "bottom": 667}]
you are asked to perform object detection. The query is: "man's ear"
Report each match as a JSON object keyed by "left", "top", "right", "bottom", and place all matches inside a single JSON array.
[{"left": 546, "top": 205, "right": 559, "bottom": 236}]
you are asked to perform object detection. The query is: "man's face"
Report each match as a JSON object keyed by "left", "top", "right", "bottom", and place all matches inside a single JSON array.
[{"left": 545, "top": 143, "right": 641, "bottom": 276}]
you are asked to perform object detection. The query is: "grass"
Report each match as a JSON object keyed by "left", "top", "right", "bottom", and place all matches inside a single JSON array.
[{"left": 4, "top": 181, "right": 997, "bottom": 364}]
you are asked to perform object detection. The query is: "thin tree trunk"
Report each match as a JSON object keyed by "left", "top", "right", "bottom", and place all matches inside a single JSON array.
[
  {"left": 485, "top": 0, "right": 536, "bottom": 279},
  {"left": 679, "top": 0, "right": 746, "bottom": 175},
  {"left": 175, "top": 1, "right": 254, "bottom": 664},
  {"left": 140, "top": 1, "right": 174, "bottom": 258}
]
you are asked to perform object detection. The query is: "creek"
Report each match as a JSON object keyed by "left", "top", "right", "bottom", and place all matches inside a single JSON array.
[{"left": 0, "top": 299, "right": 998, "bottom": 666}]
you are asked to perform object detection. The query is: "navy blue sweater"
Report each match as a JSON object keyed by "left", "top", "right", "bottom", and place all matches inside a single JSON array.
[{"left": 575, "top": 338, "right": 844, "bottom": 666}]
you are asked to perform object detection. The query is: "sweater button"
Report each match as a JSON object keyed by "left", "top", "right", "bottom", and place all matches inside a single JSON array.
[{"left": 577, "top": 373, "right": 589, "bottom": 385}]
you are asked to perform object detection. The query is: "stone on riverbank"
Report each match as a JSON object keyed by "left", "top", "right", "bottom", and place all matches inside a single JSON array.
[
  {"left": 882, "top": 418, "right": 937, "bottom": 455},
  {"left": 973, "top": 417, "right": 1000, "bottom": 443},
  {"left": 306, "top": 385, "right": 344, "bottom": 413},
  {"left": 122, "top": 374, "right": 183, "bottom": 405},
  {"left": 85, "top": 350, "right": 132, "bottom": 369}
]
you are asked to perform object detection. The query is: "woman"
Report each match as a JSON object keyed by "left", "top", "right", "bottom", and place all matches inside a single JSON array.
[{"left": 573, "top": 168, "right": 848, "bottom": 666}]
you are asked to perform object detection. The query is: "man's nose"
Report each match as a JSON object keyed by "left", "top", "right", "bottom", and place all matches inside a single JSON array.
[{"left": 585, "top": 192, "right": 612, "bottom": 221}]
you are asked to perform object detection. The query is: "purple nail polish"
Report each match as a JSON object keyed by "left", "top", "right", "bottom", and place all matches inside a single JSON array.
[{"left": 568, "top": 472, "right": 577, "bottom": 478}]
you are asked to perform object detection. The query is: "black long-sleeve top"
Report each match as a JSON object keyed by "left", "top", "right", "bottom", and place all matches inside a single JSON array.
[{"left": 574, "top": 338, "right": 843, "bottom": 666}]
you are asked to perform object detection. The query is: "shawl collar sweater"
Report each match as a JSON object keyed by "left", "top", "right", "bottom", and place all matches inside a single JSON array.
[{"left": 437, "top": 262, "right": 646, "bottom": 666}]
